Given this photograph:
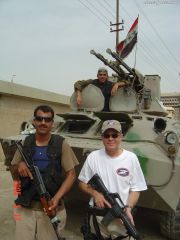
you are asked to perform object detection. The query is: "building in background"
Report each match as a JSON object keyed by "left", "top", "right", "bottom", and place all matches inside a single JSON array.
[
  {"left": 0, "top": 80, "right": 70, "bottom": 162},
  {"left": 163, "top": 106, "right": 175, "bottom": 119},
  {"left": 161, "top": 92, "right": 180, "bottom": 120}
]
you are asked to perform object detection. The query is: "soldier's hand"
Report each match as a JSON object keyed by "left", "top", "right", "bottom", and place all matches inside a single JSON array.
[
  {"left": 18, "top": 161, "right": 33, "bottom": 179},
  {"left": 94, "top": 192, "right": 111, "bottom": 209},
  {"left": 124, "top": 207, "right": 134, "bottom": 225},
  {"left": 76, "top": 91, "right": 83, "bottom": 108},
  {"left": 111, "top": 83, "right": 119, "bottom": 96},
  {"left": 42, "top": 199, "right": 56, "bottom": 217},
  {"left": 48, "top": 196, "right": 59, "bottom": 214},
  {"left": 77, "top": 96, "right": 83, "bottom": 107},
  {"left": 111, "top": 82, "right": 126, "bottom": 96}
]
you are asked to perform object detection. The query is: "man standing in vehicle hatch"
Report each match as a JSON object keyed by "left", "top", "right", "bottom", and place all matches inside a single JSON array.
[
  {"left": 11, "top": 105, "right": 79, "bottom": 240},
  {"left": 74, "top": 67, "right": 129, "bottom": 111}
]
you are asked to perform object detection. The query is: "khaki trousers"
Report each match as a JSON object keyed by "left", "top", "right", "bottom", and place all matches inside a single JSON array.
[
  {"left": 14, "top": 206, "right": 67, "bottom": 240},
  {"left": 90, "top": 216, "right": 130, "bottom": 239}
]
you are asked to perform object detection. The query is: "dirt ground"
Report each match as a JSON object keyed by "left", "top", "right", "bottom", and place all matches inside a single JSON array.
[{"left": 0, "top": 162, "right": 166, "bottom": 240}]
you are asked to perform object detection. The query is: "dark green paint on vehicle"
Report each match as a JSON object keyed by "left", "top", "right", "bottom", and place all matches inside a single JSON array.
[
  {"left": 125, "top": 132, "right": 141, "bottom": 141},
  {"left": 133, "top": 148, "right": 149, "bottom": 176}
]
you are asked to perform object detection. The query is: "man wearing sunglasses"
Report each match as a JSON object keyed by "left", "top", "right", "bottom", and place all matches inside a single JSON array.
[
  {"left": 11, "top": 105, "right": 79, "bottom": 240},
  {"left": 74, "top": 67, "right": 128, "bottom": 111},
  {"left": 78, "top": 120, "right": 147, "bottom": 239}
]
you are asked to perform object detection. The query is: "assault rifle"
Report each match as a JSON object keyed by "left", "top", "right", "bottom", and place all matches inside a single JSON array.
[
  {"left": 14, "top": 141, "right": 65, "bottom": 240},
  {"left": 88, "top": 174, "right": 141, "bottom": 240}
]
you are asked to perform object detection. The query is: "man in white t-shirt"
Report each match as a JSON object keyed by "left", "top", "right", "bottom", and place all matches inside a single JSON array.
[{"left": 78, "top": 120, "right": 147, "bottom": 239}]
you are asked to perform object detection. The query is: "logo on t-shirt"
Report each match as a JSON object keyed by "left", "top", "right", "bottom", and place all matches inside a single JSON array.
[{"left": 116, "top": 168, "right": 129, "bottom": 177}]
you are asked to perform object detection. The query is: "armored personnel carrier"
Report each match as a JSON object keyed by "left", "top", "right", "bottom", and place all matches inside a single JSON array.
[{"left": 1, "top": 49, "right": 180, "bottom": 239}]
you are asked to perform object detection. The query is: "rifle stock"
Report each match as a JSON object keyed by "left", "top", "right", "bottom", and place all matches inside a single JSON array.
[{"left": 88, "top": 174, "right": 141, "bottom": 240}]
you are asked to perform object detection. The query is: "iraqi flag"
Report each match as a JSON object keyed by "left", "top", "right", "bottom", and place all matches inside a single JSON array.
[{"left": 117, "top": 17, "right": 138, "bottom": 59}]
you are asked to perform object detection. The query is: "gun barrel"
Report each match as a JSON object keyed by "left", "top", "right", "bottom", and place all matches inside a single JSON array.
[
  {"left": 15, "top": 141, "right": 31, "bottom": 167},
  {"left": 34, "top": 166, "right": 47, "bottom": 195},
  {"left": 106, "top": 48, "right": 134, "bottom": 75},
  {"left": 90, "top": 50, "right": 125, "bottom": 77},
  {"left": 90, "top": 49, "right": 96, "bottom": 55},
  {"left": 90, "top": 49, "right": 108, "bottom": 65}
]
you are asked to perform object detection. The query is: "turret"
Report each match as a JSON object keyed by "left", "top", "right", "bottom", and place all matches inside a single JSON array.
[
  {"left": 90, "top": 48, "right": 167, "bottom": 116},
  {"left": 90, "top": 48, "right": 144, "bottom": 93}
]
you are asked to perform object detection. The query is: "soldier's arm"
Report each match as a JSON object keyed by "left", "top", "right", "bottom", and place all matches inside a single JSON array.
[
  {"left": 79, "top": 181, "right": 111, "bottom": 208},
  {"left": 50, "top": 168, "right": 76, "bottom": 210},
  {"left": 111, "top": 80, "right": 130, "bottom": 96},
  {"left": 11, "top": 148, "right": 33, "bottom": 179},
  {"left": 74, "top": 79, "right": 94, "bottom": 107},
  {"left": 50, "top": 141, "right": 78, "bottom": 210},
  {"left": 125, "top": 191, "right": 140, "bottom": 225},
  {"left": 74, "top": 79, "right": 94, "bottom": 91},
  {"left": 9, "top": 150, "right": 22, "bottom": 180}
]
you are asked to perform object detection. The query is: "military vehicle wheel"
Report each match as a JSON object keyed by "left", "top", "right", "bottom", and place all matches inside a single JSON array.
[
  {"left": 160, "top": 204, "right": 180, "bottom": 240},
  {"left": 160, "top": 211, "right": 175, "bottom": 239},
  {"left": 175, "top": 198, "right": 180, "bottom": 240}
]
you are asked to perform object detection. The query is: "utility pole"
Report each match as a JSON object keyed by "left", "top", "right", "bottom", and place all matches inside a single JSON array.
[
  {"left": 11, "top": 74, "right": 16, "bottom": 83},
  {"left": 110, "top": 0, "right": 124, "bottom": 52}
]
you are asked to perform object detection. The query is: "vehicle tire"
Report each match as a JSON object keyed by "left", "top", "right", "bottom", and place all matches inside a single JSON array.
[
  {"left": 175, "top": 198, "right": 180, "bottom": 240},
  {"left": 160, "top": 211, "right": 175, "bottom": 240},
  {"left": 160, "top": 199, "right": 180, "bottom": 240}
]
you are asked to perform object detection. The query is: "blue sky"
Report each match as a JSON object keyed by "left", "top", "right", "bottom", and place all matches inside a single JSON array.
[{"left": 0, "top": 0, "right": 179, "bottom": 96}]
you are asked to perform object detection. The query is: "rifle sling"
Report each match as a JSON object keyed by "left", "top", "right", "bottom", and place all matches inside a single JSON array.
[{"left": 92, "top": 212, "right": 104, "bottom": 240}]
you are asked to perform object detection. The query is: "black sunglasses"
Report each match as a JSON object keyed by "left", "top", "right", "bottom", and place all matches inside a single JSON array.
[
  {"left": 103, "top": 133, "right": 119, "bottom": 139},
  {"left": 34, "top": 116, "right": 53, "bottom": 122}
]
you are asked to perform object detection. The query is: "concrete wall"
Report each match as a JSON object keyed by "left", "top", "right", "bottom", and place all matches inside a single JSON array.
[{"left": 0, "top": 80, "right": 71, "bottom": 161}]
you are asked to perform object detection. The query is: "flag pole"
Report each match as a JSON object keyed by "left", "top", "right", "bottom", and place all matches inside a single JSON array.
[
  {"left": 134, "top": 41, "right": 138, "bottom": 68},
  {"left": 134, "top": 15, "right": 139, "bottom": 68}
]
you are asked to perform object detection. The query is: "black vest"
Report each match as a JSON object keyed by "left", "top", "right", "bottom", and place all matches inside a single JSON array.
[
  {"left": 92, "top": 79, "right": 113, "bottom": 111},
  {"left": 15, "top": 134, "right": 64, "bottom": 207}
]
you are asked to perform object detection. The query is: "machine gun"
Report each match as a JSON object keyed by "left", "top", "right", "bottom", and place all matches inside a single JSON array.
[
  {"left": 88, "top": 174, "right": 141, "bottom": 240},
  {"left": 106, "top": 48, "right": 135, "bottom": 76},
  {"left": 14, "top": 141, "right": 65, "bottom": 240},
  {"left": 90, "top": 49, "right": 144, "bottom": 93},
  {"left": 90, "top": 50, "right": 126, "bottom": 79},
  {"left": 106, "top": 48, "right": 144, "bottom": 92}
]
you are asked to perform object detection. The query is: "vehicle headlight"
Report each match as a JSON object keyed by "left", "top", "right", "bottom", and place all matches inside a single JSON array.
[{"left": 165, "top": 132, "right": 178, "bottom": 145}]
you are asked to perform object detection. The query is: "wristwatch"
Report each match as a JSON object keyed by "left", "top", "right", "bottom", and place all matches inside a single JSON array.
[{"left": 124, "top": 205, "right": 133, "bottom": 209}]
